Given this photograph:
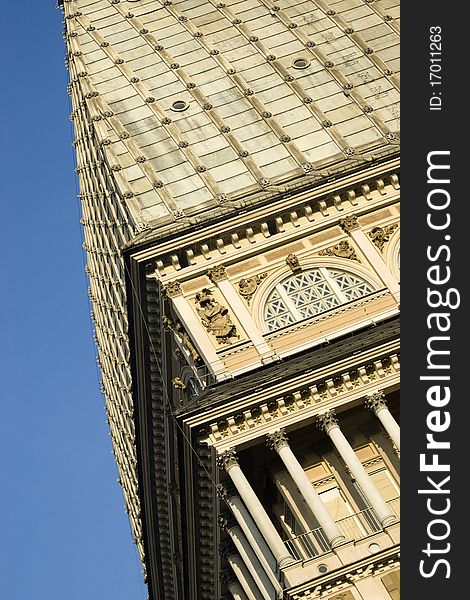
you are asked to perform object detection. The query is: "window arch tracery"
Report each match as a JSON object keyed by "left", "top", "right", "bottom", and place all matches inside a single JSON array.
[{"left": 263, "top": 267, "right": 375, "bottom": 332}]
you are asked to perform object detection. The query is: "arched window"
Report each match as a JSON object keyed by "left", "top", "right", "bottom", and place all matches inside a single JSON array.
[{"left": 263, "top": 268, "right": 375, "bottom": 332}]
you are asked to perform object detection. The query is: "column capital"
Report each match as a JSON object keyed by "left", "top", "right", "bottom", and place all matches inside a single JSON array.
[
  {"left": 163, "top": 281, "right": 183, "bottom": 297},
  {"left": 219, "top": 542, "right": 237, "bottom": 561},
  {"left": 207, "top": 265, "right": 228, "bottom": 283},
  {"left": 317, "top": 410, "right": 339, "bottom": 433},
  {"left": 218, "top": 514, "right": 237, "bottom": 531},
  {"left": 216, "top": 483, "right": 228, "bottom": 499},
  {"left": 365, "top": 390, "right": 387, "bottom": 413},
  {"left": 266, "top": 428, "right": 290, "bottom": 452},
  {"left": 217, "top": 482, "right": 238, "bottom": 500},
  {"left": 217, "top": 448, "right": 239, "bottom": 471},
  {"left": 339, "top": 214, "right": 360, "bottom": 233},
  {"left": 219, "top": 568, "right": 236, "bottom": 586}
]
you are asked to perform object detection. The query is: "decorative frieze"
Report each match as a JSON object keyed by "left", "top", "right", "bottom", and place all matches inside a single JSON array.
[
  {"left": 139, "top": 171, "right": 399, "bottom": 278},
  {"left": 368, "top": 224, "right": 399, "bottom": 252},
  {"left": 288, "top": 551, "right": 400, "bottom": 599},
  {"left": 318, "top": 240, "right": 359, "bottom": 261},
  {"left": 237, "top": 272, "right": 268, "bottom": 304},
  {"left": 204, "top": 354, "right": 400, "bottom": 444},
  {"left": 195, "top": 289, "right": 239, "bottom": 345}
]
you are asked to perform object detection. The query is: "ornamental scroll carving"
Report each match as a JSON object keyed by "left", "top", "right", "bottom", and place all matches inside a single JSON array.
[
  {"left": 238, "top": 272, "right": 268, "bottom": 304},
  {"left": 318, "top": 240, "right": 359, "bottom": 261},
  {"left": 195, "top": 289, "right": 239, "bottom": 345},
  {"left": 217, "top": 514, "right": 236, "bottom": 531},
  {"left": 217, "top": 448, "right": 239, "bottom": 470},
  {"left": 368, "top": 223, "right": 399, "bottom": 252}
]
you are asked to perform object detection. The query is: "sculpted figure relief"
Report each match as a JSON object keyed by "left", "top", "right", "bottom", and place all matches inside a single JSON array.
[
  {"left": 368, "top": 223, "right": 399, "bottom": 252},
  {"left": 162, "top": 315, "right": 201, "bottom": 364},
  {"left": 238, "top": 272, "right": 267, "bottom": 304},
  {"left": 195, "top": 289, "right": 239, "bottom": 345},
  {"left": 286, "top": 253, "right": 302, "bottom": 273},
  {"left": 318, "top": 240, "right": 359, "bottom": 261}
]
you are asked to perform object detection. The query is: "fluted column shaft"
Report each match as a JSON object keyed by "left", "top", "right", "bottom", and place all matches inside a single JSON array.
[
  {"left": 365, "top": 391, "right": 400, "bottom": 451},
  {"left": 226, "top": 523, "right": 276, "bottom": 600},
  {"left": 218, "top": 449, "right": 295, "bottom": 567},
  {"left": 227, "top": 580, "right": 249, "bottom": 600},
  {"left": 224, "top": 489, "right": 281, "bottom": 592},
  {"left": 318, "top": 411, "right": 397, "bottom": 527},
  {"left": 266, "top": 430, "right": 345, "bottom": 548},
  {"left": 228, "top": 553, "right": 262, "bottom": 600}
]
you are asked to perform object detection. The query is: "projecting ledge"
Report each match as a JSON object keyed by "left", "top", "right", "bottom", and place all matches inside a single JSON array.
[
  {"left": 280, "top": 551, "right": 343, "bottom": 588},
  {"left": 281, "top": 526, "right": 399, "bottom": 589}
]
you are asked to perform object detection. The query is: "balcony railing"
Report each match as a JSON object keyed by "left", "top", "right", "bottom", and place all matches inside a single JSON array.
[
  {"left": 284, "top": 526, "right": 330, "bottom": 562},
  {"left": 284, "top": 499, "right": 400, "bottom": 562}
]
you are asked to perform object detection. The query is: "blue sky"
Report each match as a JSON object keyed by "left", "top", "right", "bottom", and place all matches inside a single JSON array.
[{"left": 0, "top": 3, "right": 146, "bottom": 598}]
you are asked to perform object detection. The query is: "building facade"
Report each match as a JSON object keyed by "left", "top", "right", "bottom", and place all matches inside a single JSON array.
[{"left": 59, "top": 0, "right": 400, "bottom": 598}]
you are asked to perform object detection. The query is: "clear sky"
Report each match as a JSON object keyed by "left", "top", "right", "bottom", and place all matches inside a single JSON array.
[{"left": 0, "top": 3, "right": 146, "bottom": 599}]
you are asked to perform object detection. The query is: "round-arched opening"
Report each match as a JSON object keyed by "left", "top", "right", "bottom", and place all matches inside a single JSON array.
[{"left": 263, "top": 267, "right": 375, "bottom": 332}]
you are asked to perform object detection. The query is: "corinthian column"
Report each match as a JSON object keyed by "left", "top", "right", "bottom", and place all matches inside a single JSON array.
[
  {"left": 220, "top": 547, "right": 262, "bottom": 600},
  {"left": 227, "top": 582, "right": 249, "bottom": 600},
  {"left": 218, "top": 449, "right": 295, "bottom": 567},
  {"left": 365, "top": 391, "right": 400, "bottom": 451},
  {"left": 219, "top": 516, "right": 276, "bottom": 600},
  {"left": 266, "top": 429, "right": 346, "bottom": 548},
  {"left": 317, "top": 411, "right": 397, "bottom": 527},
  {"left": 218, "top": 484, "right": 282, "bottom": 593}
]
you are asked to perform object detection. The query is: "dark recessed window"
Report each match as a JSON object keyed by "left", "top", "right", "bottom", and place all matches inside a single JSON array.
[
  {"left": 292, "top": 57, "right": 311, "bottom": 69},
  {"left": 171, "top": 100, "right": 189, "bottom": 112},
  {"left": 318, "top": 564, "right": 328, "bottom": 574}
]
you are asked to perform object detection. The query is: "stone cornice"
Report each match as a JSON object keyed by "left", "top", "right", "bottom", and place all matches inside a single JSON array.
[
  {"left": 180, "top": 323, "right": 400, "bottom": 425},
  {"left": 129, "top": 266, "right": 188, "bottom": 598},
  {"left": 286, "top": 548, "right": 400, "bottom": 599},
  {"left": 195, "top": 442, "right": 219, "bottom": 599},
  {"left": 130, "top": 164, "right": 400, "bottom": 276},
  {"left": 199, "top": 353, "right": 400, "bottom": 450},
  {"left": 124, "top": 157, "right": 400, "bottom": 253}
]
